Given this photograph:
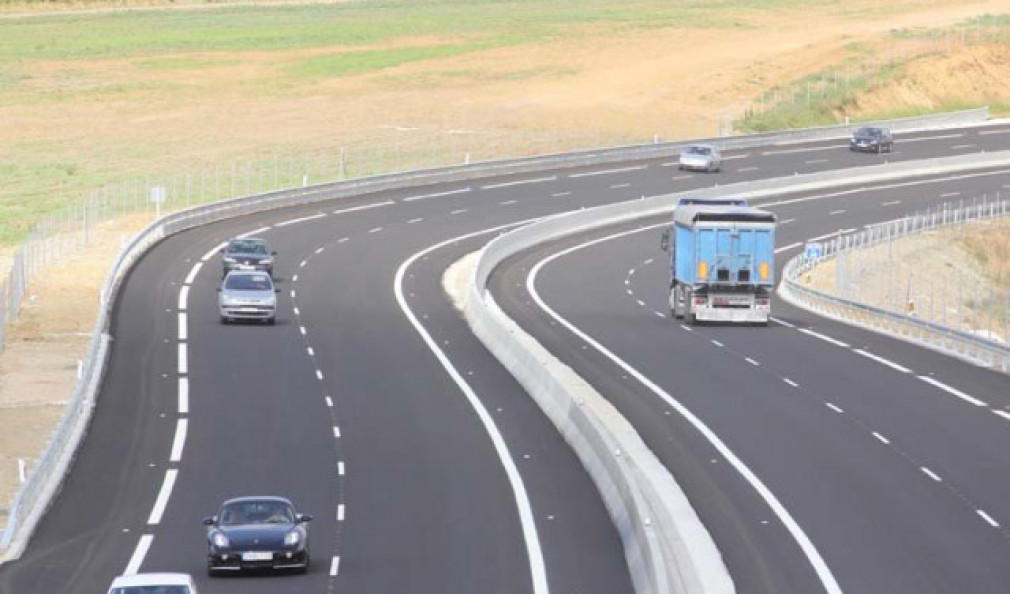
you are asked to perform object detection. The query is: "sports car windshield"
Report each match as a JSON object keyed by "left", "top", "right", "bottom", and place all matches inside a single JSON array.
[
  {"left": 224, "top": 274, "right": 272, "bottom": 291},
  {"left": 220, "top": 501, "right": 295, "bottom": 525},
  {"left": 228, "top": 240, "right": 268, "bottom": 255}
]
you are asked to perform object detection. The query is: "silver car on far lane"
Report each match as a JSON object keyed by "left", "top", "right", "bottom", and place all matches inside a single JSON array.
[
  {"left": 678, "top": 144, "right": 722, "bottom": 173},
  {"left": 218, "top": 271, "right": 278, "bottom": 325}
]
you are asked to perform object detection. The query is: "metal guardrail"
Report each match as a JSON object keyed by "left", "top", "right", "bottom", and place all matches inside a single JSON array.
[
  {"left": 0, "top": 107, "right": 998, "bottom": 563},
  {"left": 779, "top": 199, "right": 1010, "bottom": 372}
]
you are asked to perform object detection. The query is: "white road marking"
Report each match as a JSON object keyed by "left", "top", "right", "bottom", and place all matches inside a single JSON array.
[
  {"left": 711, "top": 340, "right": 724, "bottom": 347},
  {"left": 325, "top": 396, "right": 333, "bottom": 408},
  {"left": 178, "top": 286, "right": 189, "bottom": 311},
  {"left": 315, "top": 247, "right": 325, "bottom": 255},
  {"left": 770, "top": 317, "right": 795, "bottom": 328},
  {"left": 779, "top": 218, "right": 796, "bottom": 225},
  {"left": 900, "top": 133, "right": 964, "bottom": 143},
  {"left": 872, "top": 432, "right": 890, "bottom": 445},
  {"left": 853, "top": 349, "right": 912, "bottom": 373},
  {"left": 332, "top": 200, "right": 394, "bottom": 214},
  {"left": 408, "top": 217, "right": 424, "bottom": 224},
  {"left": 628, "top": 268, "right": 636, "bottom": 276},
  {"left": 921, "top": 467, "right": 942, "bottom": 482},
  {"left": 201, "top": 242, "right": 228, "bottom": 262},
  {"left": 828, "top": 209, "right": 846, "bottom": 216},
  {"left": 368, "top": 227, "right": 383, "bottom": 234},
  {"left": 636, "top": 299, "right": 645, "bottom": 307},
  {"left": 337, "top": 504, "right": 345, "bottom": 522},
  {"left": 178, "top": 313, "right": 187, "bottom": 341},
  {"left": 338, "top": 237, "right": 350, "bottom": 243},
  {"left": 881, "top": 200, "right": 902, "bottom": 206},
  {"left": 291, "top": 290, "right": 297, "bottom": 298},
  {"left": 807, "top": 229, "right": 856, "bottom": 242},
  {"left": 333, "top": 426, "right": 341, "bottom": 438},
  {"left": 147, "top": 469, "right": 178, "bottom": 525},
  {"left": 170, "top": 419, "right": 188, "bottom": 463},
  {"left": 177, "top": 343, "right": 188, "bottom": 375},
  {"left": 236, "top": 226, "right": 271, "bottom": 239},
  {"left": 643, "top": 258, "right": 654, "bottom": 265},
  {"left": 528, "top": 231, "right": 844, "bottom": 594},
  {"left": 610, "top": 183, "right": 632, "bottom": 189},
  {"left": 805, "top": 159, "right": 829, "bottom": 165},
  {"left": 450, "top": 209, "right": 467, "bottom": 215},
  {"left": 761, "top": 144, "right": 845, "bottom": 156},
  {"left": 918, "top": 376, "right": 988, "bottom": 407},
  {"left": 184, "top": 263, "right": 202, "bottom": 285},
  {"left": 307, "top": 347, "right": 314, "bottom": 356},
  {"left": 993, "top": 410, "right": 1010, "bottom": 422},
  {"left": 482, "top": 176, "right": 556, "bottom": 190},
  {"left": 329, "top": 556, "right": 340, "bottom": 577},
  {"left": 951, "top": 144, "right": 976, "bottom": 150},
  {"left": 500, "top": 200, "right": 518, "bottom": 206},
  {"left": 979, "top": 128, "right": 1010, "bottom": 135},
  {"left": 671, "top": 174, "right": 694, "bottom": 181},
  {"left": 292, "top": 274, "right": 299, "bottom": 282},
  {"left": 299, "top": 260, "right": 307, "bottom": 268},
  {"left": 826, "top": 403, "right": 844, "bottom": 413},
  {"left": 299, "top": 326, "right": 307, "bottom": 335},
  {"left": 940, "top": 192, "right": 961, "bottom": 198},
  {"left": 124, "top": 534, "right": 154, "bottom": 575},
  {"left": 680, "top": 325, "right": 693, "bottom": 332},
  {"left": 569, "top": 165, "right": 647, "bottom": 178},
  {"left": 775, "top": 242, "right": 802, "bottom": 254},
  {"left": 722, "top": 154, "right": 749, "bottom": 160},
  {"left": 338, "top": 461, "right": 345, "bottom": 476},
  {"left": 655, "top": 311, "right": 665, "bottom": 318},
  {"left": 316, "top": 370, "right": 324, "bottom": 380},
  {"left": 293, "top": 307, "right": 300, "bottom": 316},
  {"left": 402, "top": 187, "right": 471, "bottom": 202},
  {"left": 275, "top": 213, "right": 326, "bottom": 227},
  {"left": 551, "top": 191, "right": 572, "bottom": 198},
  {"left": 626, "top": 289, "right": 633, "bottom": 295},
  {"left": 798, "top": 328, "right": 850, "bottom": 348},
  {"left": 745, "top": 357, "right": 760, "bottom": 366},
  {"left": 977, "top": 509, "right": 1000, "bottom": 528},
  {"left": 737, "top": 166, "right": 760, "bottom": 173},
  {"left": 784, "top": 378, "right": 799, "bottom": 388},
  {"left": 178, "top": 377, "right": 189, "bottom": 415}
]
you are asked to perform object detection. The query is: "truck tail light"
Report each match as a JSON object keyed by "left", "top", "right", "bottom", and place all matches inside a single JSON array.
[
  {"left": 759, "top": 262, "right": 770, "bottom": 280},
  {"left": 698, "top": 261, "right": 708, "bottom": 279}
]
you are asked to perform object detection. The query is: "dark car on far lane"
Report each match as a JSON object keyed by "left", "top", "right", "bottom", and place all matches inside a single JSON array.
[
  {"left": 204, "top": 496, "right": 312, "bottom": 575},
  {"left": 849, "top": 126, "right": 894, "bottom": 153}
]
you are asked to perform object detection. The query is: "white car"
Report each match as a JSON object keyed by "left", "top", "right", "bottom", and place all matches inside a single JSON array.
[
  {"left": 678, "top": 144, "right": 722, "bottom": 173},
  {"left": 107, "top": 573, "right": 199, "bottom": 594}
]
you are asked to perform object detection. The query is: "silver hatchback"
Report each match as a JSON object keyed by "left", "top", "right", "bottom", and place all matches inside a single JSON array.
[
  {"left": 678, "top": 144, "right": 722, "bottom": 173},
  {"left": 218, "top": 271, "right": 278, "bottom": 324}
]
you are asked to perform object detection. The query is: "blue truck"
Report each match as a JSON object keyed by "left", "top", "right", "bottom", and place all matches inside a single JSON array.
[{"left": 662, "top": 202, "right": 777, "bottom": 325}]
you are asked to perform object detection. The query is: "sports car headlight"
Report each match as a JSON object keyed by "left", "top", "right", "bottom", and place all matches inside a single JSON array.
[
  {"left": 211, "top": 532, "right": 230, "bottom": 548},
  {"left": 283, "top": 530, "right": 301, "bottom": 546}
]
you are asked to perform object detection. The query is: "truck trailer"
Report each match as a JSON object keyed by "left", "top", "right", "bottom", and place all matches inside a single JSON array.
[{"left": 662, "top": 204, "right": 777, "bottom": 325}]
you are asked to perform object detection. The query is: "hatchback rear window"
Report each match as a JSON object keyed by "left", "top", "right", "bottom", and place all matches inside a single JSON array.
[{"left": 225, "top": 274, "right": 272, "bottom": 291}]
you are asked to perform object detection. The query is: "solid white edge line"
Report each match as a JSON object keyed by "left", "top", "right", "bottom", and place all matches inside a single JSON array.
[
  {"left": 798, "top": 328, "right": 850, "bottom": 348},
  {"left": 147, "top": 469, "right": 179, "bottom": 525},
  {"left": 178, "top": 377, "right": 189, "bottom": 415},
  {"left": 395, "top": 218, "right": 549, "bottom": 594},
  {"left": 482, "top": 176, "right": 556, "bottom": 190},
  {"left": 872, "top": 432, "right": 890, "bottom": 445},
  {"left": 124, "top": 534, "right": 154, "bottom": 575},
  {"left": 275, "top": 213, "right": 326, "bottom": 227},
  {"left": 329, "top": 556, "right": 340, "bottom": 576},
  {"left": 184, "top": 262, "right": 202, "bottom": 285},
  {"left": 201, "top": 242, "right": 227, "bottom": 262},
  {"left": 993, "top": 410, "right": 1010, "bottom": 421},
  {"left": 569, "top": 164, "right": 647, "bottom": 178},
  {"left": 170, "top": 419, "right": 188, "bottom": 463},
  {"left": 917, "top": 376, "right": 988, "bottom": 407},
  {"left": 332, "top": 199, "right": 395, "bottom": 214},
  {"left": 337, "top": 504, "right": 345, "bottom": 522},
  {"left": 528, "top": 227, "right": 843, "bottom": 594},
  {"left": 402, "top": 187, "right": 471, "bottom": 202},
  {"left": 178, "top": 313, "right": 187, "bottom": 342},
  {"left": 178, "top": 286, "right": 190, "bottom": 311},
  {"left": 920, "top": 467, "right": 942, "bottom": 482},
  {"left": 177, "top": 343, "right": 188, "bottom": 375},
  {"left": 236, "top": 226, "right": 272, "bottom": 239},
  {"left": 977, "top": 509, "right": 1000, "bottom": 528},
  {"left": 775, "top": 242, "right": 802, "bottom": 254},
  {"left": 852, "top": 349, "right": 912, "bottom": 374}
]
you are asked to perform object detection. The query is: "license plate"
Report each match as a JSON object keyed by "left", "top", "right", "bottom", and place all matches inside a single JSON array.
[
  {"left": 242, "top": 551, "right": 273, "bottom": 562},
  {"left": 237, "top": 264, "right": 256, "bottom": 270}
]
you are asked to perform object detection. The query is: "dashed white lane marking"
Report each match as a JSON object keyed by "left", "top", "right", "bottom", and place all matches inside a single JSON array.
[
  {"left": 177, "top": 343, "right": 188, "bottom": 375},
  {"left": 775, "top": 242, "right": 802, "bottom": 253},
  {"left": 626, "top": 289, "right": 633, "bottom": 295},
  {"left": 901, "top": 133, "right": 964, "bottom": 143},
  {"left": 569, "top": 164, "right": 647, "bottom": 178},
  {"left": 940, "top": 191, "right": 962, "bottom": 198},
  {"left": 826, "top": 403, "right": 844, "bottom": 413},
  {"left": 236, "top": 226, "right": 271, "bottom": 239},
  {"left": 628, "top": 268, "right": 636, "bottom": 276},
  {"left": 828, "top": 209, "right": 846, "bottom": 216},
  {"left": 293, "top": 274, "right": 299, "bottom": 282},
  {"left": 853, "top": 349, "right": 912, "bottom": 373},
  {"left": 338, "top": 461, "right": 345, "bottom": 476},
  {"left": 293, "top": 307, "right": 300, "bottom": 316},
  {"left": 872, "top": 432, "right": 891, "bottom": 445},
  {"left": 170, "top": 419, "right": 188, "bottom": 463},
  {"left": 711, "top": 340, "right": 724, "bottom": 347},
  {"left": 307, "top": 347, "right": 314, "bottom": 356},
  {"left": 881, "top": 200, "right": 902, "bottom": 206},
  {"left": 275, "top": 213, "right": 326, "bottom": 227},
  {"left": 184, "top": 263, "right": 202, "bottom": 285},
  {"left": 761, "top": 144, "right": 845, "bottom": 156},
  {"left": 780, "top": 218, "right": 797, "bottom": 225},
  {"left": 201, "top": 242, "right": 228, "bottom": 262},
  {"left": 798, "top": 328, "right": 850, "bottom": 348},
  {"left": 951, "top": 144, "right": 977, "bottom": 150},
  {"left": 980, "top": 128, "right": 1010, "bottom": 135},
  {"left": 977, "top": 509, "right": 1000, "bottom": 528},
  {"left": 784, "top": 378, "right": 799, "bottom": 388},
  {"left": 178, "top": 313, "right": 187, "bottom": 341},
  {"left": 643, "top": 258, "right": 654, "bottom": 265},
  {"left": 299, "top": 326, "right": 307, "bottom": 336},
  {"left": 408, "top": 217, "right": 424, "bottom": 224},
  {"left": 921, "top": 467, "right": 943, "bottom": 482},
  {"left": 993, "top": 410, "right": 1010, "bottom": 422},
  {"left": 402, "top": 187, "right": 471, "bottom": 202},
  {"left": 329, "top": 556, "right": 340, "bottom": 577},
  {"left": 671, "top": 174, "right": 694, "bottom": 181},
  {"left": 333, "top": 426, "right": 341, "bottom": 438},
  {"left": 178, "top": 286, "right": 189, "bottom": 311},
  {"left": 316, "top": 370, "right": 324, "bottom": 381},
  {"left": 291, "top": 290, "right": 297, "bottom": 298},
  {"left": 450, "top": 209, "right": 467, "bottom": 215},
  {"left": 178, "top": 377, "right": 189, "bottom": 415},
  {"left": 680, "top": 325, "right": 693, "bottom": 332},
  {"left": 325, "top": 396, "right": 334, "bottom": 408},
  {"left": 315, "top": 247, "right": 325, "bottom": 255},
  {"left": 299, "top": 260, "right": 308, "bottom": 268},
  {"left": 338, "top": 237, "right": 350, "bottom": 243},
  {"left": 368, "top": 227, "right": 383, "bottom": 234},
  {"left": 624, "top": 279, "right": 630, "bottom": 286},
  {"left": 147, "top": 469, "right": 178, "bottom": 525},
  {"left": 611, "top": 183, "right": 632, "bottom": 189},
  {"left": 770, "top": 317, "right": 795, "bottom": 328},
  {"left": 332, "top": 200, "right": 394, "bottom": 214},
  {"left": 655, "top": 311, "right": 665, "bottom": 318},
  {"left": 482, "top": 176, "right": 556, "bottom": 190},
  {"left": 722, "top": 154, "right": 750, "bottom": 160},
  {"left": 500, "top": 200, "right": 518, "bottom": 206},
  {"left": 551, "top": 191, "right": 572, "bottom": 198},
  {"left": 805, "top": 158, "right": 829, "bottom": 165},
  {"left": 124, "top": 534, "right": 154, "bottom": 575},
  {"left": 636, "top": 299, "right": 645, "bottom": 307},
  {"left": 337, "top": 504, "right": 345, "bottom": 522},
  {"left": 918, "top": 376, "right": 988, "bottom": 407},
  {"left": 737, "top": 166, "right": 760, "bottom": 173},
  {"left": 745, "top": 357, "right": 760, "bottom": 366}
]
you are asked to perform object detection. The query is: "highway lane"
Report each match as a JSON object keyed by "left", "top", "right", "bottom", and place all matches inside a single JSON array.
[
  {"left": 1, "top": 122, "right": 1008, "bottom": 594},
  {"left": 489, "top": 171, "right": 1010, "bottom": 593}
]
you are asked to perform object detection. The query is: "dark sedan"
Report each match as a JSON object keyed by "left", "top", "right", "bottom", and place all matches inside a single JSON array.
[
  {"left": 204, "top": 496, "right": 312, "bottom": 575},
  {"left": 220, "top": 237, "right": 276, "bottom": 278},
  {"left": 849, "top": 126, "right": 894, "bottom": 153}
]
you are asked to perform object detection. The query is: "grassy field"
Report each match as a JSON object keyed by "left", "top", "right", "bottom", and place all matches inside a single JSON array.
[{"left": 0, "top": 0, "right": 1007, "bottom": 245}]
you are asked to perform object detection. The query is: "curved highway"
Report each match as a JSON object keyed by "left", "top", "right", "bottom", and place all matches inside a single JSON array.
[{"left": 0, "top": 122, "right": 1008, "bottom": 594}]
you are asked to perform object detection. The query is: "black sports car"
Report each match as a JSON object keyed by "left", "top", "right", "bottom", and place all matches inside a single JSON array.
[
  {"left": 849, "top": 126, "right": 894, "bottom": 153},
  {"left": 203, "top": 496, "right": 312, "bottom": 575}
]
